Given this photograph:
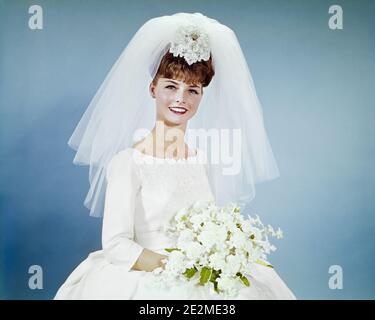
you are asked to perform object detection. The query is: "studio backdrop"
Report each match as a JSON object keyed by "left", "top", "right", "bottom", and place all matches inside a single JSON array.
[{"left": 0, "top": 0, "right": 374, "bottom": 299}]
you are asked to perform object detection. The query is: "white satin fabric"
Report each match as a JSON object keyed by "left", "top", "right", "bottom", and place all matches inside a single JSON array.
[{"left": 54, "top": 148, "right": 296, "bottom": 300}]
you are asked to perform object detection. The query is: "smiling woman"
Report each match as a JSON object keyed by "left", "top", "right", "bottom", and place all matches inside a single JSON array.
[
  {"left": 150, "top": 77, "right": 202, "bottom": 121},
  {"left": 55, "top": 12, "right": 291, "bottom": 300},
  {"left": 144, "top": 51, "right": 215, "bottom": 145}
]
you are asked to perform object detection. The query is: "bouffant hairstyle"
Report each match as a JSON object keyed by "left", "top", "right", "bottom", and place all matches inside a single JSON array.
[{"left": 152, "top": 52, "right": 215, "bottom": 89}]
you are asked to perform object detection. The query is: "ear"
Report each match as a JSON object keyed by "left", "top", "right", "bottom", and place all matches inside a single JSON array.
[{"left": 149, "top": 82, "right": 156, "bottom": 99}]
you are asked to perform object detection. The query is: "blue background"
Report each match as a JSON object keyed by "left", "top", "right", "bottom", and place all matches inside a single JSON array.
[{"left": 1, "top": 0, "right": 374, "bottom": 299}]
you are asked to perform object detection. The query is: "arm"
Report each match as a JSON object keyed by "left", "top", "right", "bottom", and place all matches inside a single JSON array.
[{"left": 102, "top": 150, "right": 167, "bottom": 272}]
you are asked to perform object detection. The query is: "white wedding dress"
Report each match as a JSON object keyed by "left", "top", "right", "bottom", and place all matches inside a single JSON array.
[{"left": 54, "top": 147, "right": 296, "bottom": 300}]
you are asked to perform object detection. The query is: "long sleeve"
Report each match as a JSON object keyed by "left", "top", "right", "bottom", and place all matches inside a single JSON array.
[{"left": 101, "top": 150, "right": 144, "bottom": 271}]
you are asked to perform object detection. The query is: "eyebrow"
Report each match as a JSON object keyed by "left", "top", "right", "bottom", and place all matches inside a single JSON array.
[{"left": 165, "top": 80, "right": 200, "bottom": 88}]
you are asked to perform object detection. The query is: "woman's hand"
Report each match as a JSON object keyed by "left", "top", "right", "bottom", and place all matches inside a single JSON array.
[
  {"left": 158, "top": 254, "right": 168, "bottom": 270},
  {"left": 131, "top": 248, "right": 168, "bottom": 272}
]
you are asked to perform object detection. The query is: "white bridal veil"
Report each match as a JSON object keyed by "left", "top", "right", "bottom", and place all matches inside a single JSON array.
[{"left": 68, "top": 12, "right": 280, "bottom": 217}]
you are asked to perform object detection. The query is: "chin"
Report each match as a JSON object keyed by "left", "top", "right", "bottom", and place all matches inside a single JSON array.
[{"left": 164, "top": 116, "right": 188, "bottom": 126}]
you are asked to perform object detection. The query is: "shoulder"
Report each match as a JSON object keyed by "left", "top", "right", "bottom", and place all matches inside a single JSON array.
[
  {"left": 105, "top": 148, "right": 140, "bottom": 181},
  {"left": 132, "top": 139, "right": 146, "bottom": 152},
  {"left": 108, "top": 148, "right": 135, "bottom": 165}
]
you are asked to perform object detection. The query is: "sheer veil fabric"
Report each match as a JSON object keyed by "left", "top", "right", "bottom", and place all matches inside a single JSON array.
[{"left": 68, "top": 12, "right": 280, "bottom": 217}]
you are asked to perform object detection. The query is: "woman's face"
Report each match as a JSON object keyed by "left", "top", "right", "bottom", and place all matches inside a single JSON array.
[{"left": 149, "top": 77, "right": 203, "bottom": 126}]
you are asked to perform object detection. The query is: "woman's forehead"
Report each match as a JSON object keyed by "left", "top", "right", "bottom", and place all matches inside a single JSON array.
[{"left": 159, "top": 77, "right": 201, "bottom": 87}]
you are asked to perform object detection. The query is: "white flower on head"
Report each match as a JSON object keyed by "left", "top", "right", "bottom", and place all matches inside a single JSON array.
[{"left": 169, "top": 24, "right": 211, "bottom": 65}]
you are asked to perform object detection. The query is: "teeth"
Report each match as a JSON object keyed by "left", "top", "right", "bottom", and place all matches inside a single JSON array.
[{"left": 170, "top": 107, "right": 187, "bottom": 113}]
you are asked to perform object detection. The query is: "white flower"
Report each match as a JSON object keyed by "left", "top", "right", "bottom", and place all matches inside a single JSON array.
[
  {"left": 198, "top": 254, "right": 209, "bottom": 266},
  {"left": 216, "top": 275, "right": 239, "bottom": 298},
  {"left": 155, "top": 200, "right": 283, "bottom": 298},
  {"left": 165, "top": 250, "right": 187, "bottom": 275},
  {"left": 248, "top": 214, "right": 263, "bottom": 227},
  {"left": 208, "top": 252, "right": 227, "bottom": 270},
  {"left": 152, "top": 267, "right": 163, "bottom": 275},
  {"left": 241, "top": 220, "right": 252, "bottom": 233},
  {"left": 175, "top": 220, "right": 186, "bottom": 231},
  {"left": 184, "top": 241, "right": 206, "bottom": 260},
  {"left": 177, "top": 229, "right": 195, "bottom": 244},
  {"left": 174, "top": 207, "right": 189, "bottom": 222},
  {"left": 190, "top": 213, "right": 209, "bottom": 231},
  {"left": 229, "top": 231, "right": 248, "bottom": 250},
  {"left": 275, "top": 227, "right": 283, "bottom": 239},
  {"left": 197, "top": 222, "right": 227, "bottom": 250},
  {"left": 244, "top": 239, "right": 255, "bottom": 256},
  {"left": 248, "top": 247, "right": 262, "bottom": 263},
  {"left": 249, "top": 227, "right": 262, "bottom": 241},
  {"left": 224, "top": 254, "right": 242, "bottom": 276},
  {"left": 216, "top": 209, "right": 235, "bottom": 225},
  {"left": 267, "top": 224, "right": 275, "bottom": 235},
  {"left": 215, "top": 240, "right": 230, "bottom": 253},
  {"left": 169, "top": 24, "right": 210, "bottom": 65}
]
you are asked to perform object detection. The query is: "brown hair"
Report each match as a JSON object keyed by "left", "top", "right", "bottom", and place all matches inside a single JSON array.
[{"left": 152, "top": 52, "right": 215, "bottom": 88}]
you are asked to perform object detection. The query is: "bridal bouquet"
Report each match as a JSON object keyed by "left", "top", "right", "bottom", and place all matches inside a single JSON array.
[{"left": 150, "top": 200, "right": 283, "bottom": 298}]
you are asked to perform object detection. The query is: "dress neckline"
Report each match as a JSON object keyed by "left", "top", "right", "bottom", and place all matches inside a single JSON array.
[{"left": 130, "top": 147, "right": 200, "bottom": 163}]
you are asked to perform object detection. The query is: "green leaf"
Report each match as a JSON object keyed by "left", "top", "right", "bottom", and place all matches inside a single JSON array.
[
  {"left": 239, "top": 275, "right": 250, "bottom": 287},
  {"left": 199, "top": 267, "right": 212, "bottom": 285},
  {"left": 210, "top": 269, "right": 220, "bottom": 282},
  {"left": 255, "top": 259, "right": 274, "bottom": 268},
  {"left": 183, "top": 267, "right": 198, "bottom": 279},
  {"left": 164, "top": 248, "right": 179, "bottom": 253},
  {"left": 213, "top": 281, "right": 219, "bottom": 293}
]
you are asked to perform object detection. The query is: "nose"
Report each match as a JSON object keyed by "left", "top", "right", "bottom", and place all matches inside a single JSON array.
[{"left": 174, "top": 87, "right": 186, "bottom": 105}]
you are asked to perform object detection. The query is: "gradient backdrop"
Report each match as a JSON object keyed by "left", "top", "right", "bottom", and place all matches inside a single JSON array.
[{"left": 1, "top": 0, "right": 374, "bottom": 299}]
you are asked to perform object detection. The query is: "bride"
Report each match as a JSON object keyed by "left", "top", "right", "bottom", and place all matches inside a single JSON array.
[{"left": 54, "top": 12, "right": 296, "bottom": 300}]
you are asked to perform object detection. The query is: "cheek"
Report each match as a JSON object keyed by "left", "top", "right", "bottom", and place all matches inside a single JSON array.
[
  {"left": 190, "top": 95, "right": 202, "bottom": 109},
  {"left": 156, "top": 91, "right": 174, "bottom": 105}
]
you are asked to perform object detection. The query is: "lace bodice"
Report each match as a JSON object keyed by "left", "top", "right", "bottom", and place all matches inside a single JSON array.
[{"left": 101, "top": 147, "right": 215, "bottom": 271}]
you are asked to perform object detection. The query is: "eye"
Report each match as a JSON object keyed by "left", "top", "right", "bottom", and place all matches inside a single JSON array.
[
  {"left": 189, "top": 89, "right": 199, "bottom": 95},
  {"left": 166, "top": 85, "right": 176, "bottom": 89}
]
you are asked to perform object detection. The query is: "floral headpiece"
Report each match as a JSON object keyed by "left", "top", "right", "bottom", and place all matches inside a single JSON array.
[{"left": 169, "top": 24, "right": 211, "bottom": 65}]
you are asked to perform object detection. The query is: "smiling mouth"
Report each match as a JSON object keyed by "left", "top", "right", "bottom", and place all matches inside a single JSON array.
[{"left": 169, "top": 107, "right": 188, "bottom": 115}]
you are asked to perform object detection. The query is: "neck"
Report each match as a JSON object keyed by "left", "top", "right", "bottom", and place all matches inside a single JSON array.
[{"left": 149, "top": 120, "right": 187, "bottom": 157}]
